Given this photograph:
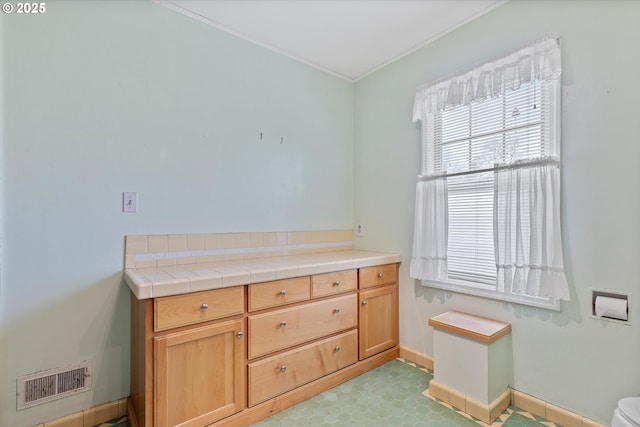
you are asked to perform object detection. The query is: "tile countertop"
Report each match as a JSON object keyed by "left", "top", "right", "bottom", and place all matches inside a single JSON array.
[{"left": 125, "top": 250, "right": 403, "bottom": 300}]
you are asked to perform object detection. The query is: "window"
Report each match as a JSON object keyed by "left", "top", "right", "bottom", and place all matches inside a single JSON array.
[
  {"left": 410, "top": 36, "right": 569, "bottom": 309},
  {"left": 439, "top": 80, "right": 542, "bottom": 288}
]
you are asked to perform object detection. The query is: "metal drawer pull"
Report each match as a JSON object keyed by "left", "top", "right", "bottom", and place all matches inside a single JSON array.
[
  {"left": 280, "top": 289, "right": 287, "bottom": 296},
  {"left": 378, "top": 273, "right": 384, "bottom": 278},
  {"left": 236, "top": 331, "right": 243, "bottom": 338},
  {"left": 362, "top": 300, "right": 368, "bottom": 306},
  {"left": 200, "top": 303, "right": 209, "bottom": 312},
  {"left": 334, "top": 280, "right": 341, "bottom": 286},
  {"left": 281, "top": 321, "right": 287, "bottom": 328},
  {"left": 335, "top": 346, "right": 341, "bottom": 352},
  {"left": 280, "top": 365, "right": 287, "bottom": 373},
  {"left": 334, "top": 308, "right": 341, "bottom": 313}
]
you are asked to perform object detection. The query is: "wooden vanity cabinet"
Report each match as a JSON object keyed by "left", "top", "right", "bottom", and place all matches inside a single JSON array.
[
  {"left": 130, "top": 263, "right": 400, "bottom": 427},
  {"left": 358, "top": 264, "right": 399, "bottom": 360}
]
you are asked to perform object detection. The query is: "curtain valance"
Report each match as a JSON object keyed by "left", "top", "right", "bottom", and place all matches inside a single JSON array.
[{"left": 413, "top": 35, "right": 561, "bottom": 120}]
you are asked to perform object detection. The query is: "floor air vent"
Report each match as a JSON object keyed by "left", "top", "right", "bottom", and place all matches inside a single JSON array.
[{"left": 17, "top": 361, "right": 92, "bottom": 410}]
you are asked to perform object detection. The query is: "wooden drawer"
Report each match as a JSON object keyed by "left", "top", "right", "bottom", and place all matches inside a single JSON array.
[
  {"left": 248, "top": 293, "right": 357, "bottom": 359},
  {"left": 359, "top": 264, "right": 398, "bottom": 289},
  {"left": 248, "top": 276, "right": 310, "bottom": 312},
  {"left": 248, "top": 330, "right": 357, "bottom": 406},
  {"left": 154, "top": 286, "right": 244, "bottom": 332},
  {"left": 311, "top": 269, "right": 357, "bottom": 298}
]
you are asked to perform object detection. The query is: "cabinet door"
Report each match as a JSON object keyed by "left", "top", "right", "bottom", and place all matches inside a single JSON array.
[
  {"left": 154, "top": 318, "right": 245, "bottom": 427},
  {"left": 359, "top": 284, "right": 398, "bottom": 360}
]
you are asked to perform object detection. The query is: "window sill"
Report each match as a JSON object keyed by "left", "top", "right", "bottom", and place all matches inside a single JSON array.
[{"left": 421, "top": 279, "right": 560, "bottom": 311}]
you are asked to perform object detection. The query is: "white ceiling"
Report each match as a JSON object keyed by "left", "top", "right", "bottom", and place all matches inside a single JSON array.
[{"left": 157, "top": 0, "right": 508, "bottom": 82}]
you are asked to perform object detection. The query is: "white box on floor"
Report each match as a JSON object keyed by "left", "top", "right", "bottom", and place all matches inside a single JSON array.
[{"left": 428, "top": 311, "right": 512, "bottom": 423}]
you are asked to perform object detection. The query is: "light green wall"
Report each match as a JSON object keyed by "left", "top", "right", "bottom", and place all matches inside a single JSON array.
[
  {"left": 0, "top": 1, "right": 353, "bottom": 425},
  {"left": 354, "top": 0, "right": 640, "bottom": 424}
]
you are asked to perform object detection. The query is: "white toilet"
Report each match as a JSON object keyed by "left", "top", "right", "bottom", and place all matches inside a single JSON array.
[{"left": 612, "top": 397, "right": 640, "bottom": 427}]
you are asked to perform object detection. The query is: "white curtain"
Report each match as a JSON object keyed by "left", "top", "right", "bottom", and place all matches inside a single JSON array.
[
  {"left": 494, "top": 160, "right": 570, "bottom": 300},
  {"left": 413, "top": 36, "right": 560, "bottom": 120},
  {"left": 410, "top": 178, "right": 448, "bottom": 281}
]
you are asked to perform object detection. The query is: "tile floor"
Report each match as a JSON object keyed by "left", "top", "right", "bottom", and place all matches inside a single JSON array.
[
  {"left": 103, "top": 358, "right": 561, "bottom": 427},
  {"left": 250, "top": 359, "right": 559, "bottom": 427},
  {"left": 92, "top": 417, "right": 128, "bottom": 427}
]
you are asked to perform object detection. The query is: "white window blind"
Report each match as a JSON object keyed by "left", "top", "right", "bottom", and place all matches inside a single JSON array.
[
  {"left": 446, "top": 172, "right": 495, "bottom": 287},
  {"left": 433, "top": 80, "right": 544, "bottom": 174}
]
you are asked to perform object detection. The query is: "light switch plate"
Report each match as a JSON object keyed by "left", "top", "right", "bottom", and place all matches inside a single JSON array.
[{"left": 123, "top": 192, "right": 137, "bottom": 213}]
